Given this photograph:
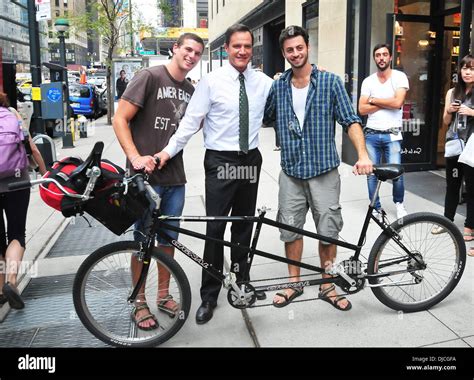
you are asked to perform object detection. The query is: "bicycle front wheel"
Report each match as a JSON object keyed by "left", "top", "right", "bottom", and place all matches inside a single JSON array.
[
  {"left": 73, "top": 241, "right": 191, "bottom": 347},
  {"left": 367, "top": 212, "right": 465, "bottom": 312}
]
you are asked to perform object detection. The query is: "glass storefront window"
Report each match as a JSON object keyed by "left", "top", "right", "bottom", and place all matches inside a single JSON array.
[
  {"left": 396, "top": 0, "right": 430, "bottom": 15},
  {"left": 445, "top": 0, "right": 461, "bottom": 10},
  {"left": 445, "top": 12, "right": 461, "bottom": 27}
]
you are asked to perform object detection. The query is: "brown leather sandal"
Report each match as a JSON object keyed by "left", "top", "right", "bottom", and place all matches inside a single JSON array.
[
  {"left": 157, "top": 294, "right": 178, "bottom": 318},
  {"left": 272, "top": 287, "right": 304, "bottom": 308},
  {"left": 131, "top": 303, "right": 159, "bottom": 331},
  {"left": 319, "top": 284, "right": 352, "bottom": 311}
]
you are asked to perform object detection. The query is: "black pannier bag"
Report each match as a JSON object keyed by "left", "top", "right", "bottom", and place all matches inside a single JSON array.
[
  {"left": 40, "top": 157, "right": 150, "bottom": 235},
  {"left": 83, "top": 179, "right": 150, "bottom": 236}
]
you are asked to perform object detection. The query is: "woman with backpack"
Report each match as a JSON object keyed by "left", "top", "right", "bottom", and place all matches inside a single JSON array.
[{"left": 0, "top": 92, "right": 46, "bottom": 309}]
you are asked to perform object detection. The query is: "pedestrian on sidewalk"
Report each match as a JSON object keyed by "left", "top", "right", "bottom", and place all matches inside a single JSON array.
[
  {"left": 0, "top": 92, "right": 46, "bottom": 309},
  {"left": 358, "top": 43, "right": 409, "bottom": 221},
  {"left": 264, "top": 25, "right": 373, "bottom": 311},
  {"left": 113, "top": 33, "right": 204, "bottom": 330},
  {"left": 432, "top": 54, "right": 474, "bottom": 243},
  {"left": 157, "top": 24, "right": 273, "bottom": 324}
]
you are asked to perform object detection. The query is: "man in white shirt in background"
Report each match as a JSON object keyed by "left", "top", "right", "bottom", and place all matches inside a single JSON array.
[
  {"left": 157, "top": 24, "right": 273, "bottom": 324},
  {"left": 358, "top": 43, "right": 409, "bottom": 220}
]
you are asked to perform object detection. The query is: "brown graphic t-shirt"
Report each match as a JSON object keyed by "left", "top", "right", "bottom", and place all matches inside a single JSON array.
[{"left": 121, "top": 65, "right": 194, "bottom": 186}]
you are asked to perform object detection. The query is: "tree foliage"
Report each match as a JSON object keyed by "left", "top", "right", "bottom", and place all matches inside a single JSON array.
[
  {"left": 157, "top": 0, "right": 173, "bottom": 25},
  {"left": 71, "top": 0, "right": 151, "bottom": 124}
]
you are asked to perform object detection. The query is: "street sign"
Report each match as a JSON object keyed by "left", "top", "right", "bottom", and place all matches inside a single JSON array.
[
  {"left": 35, "top": 0, "right": 51, "bottom": 21},
  {"left": 46, "top": 87, "right": 62, "bottom": 103},
  {"left": 31, "top": 87, "right": 41, "bottom": 101},
  {"left": 139, "top": 50, "right": 156, "bottom": 55},
  {"left": 41, "top": 82, "right": 64, "bottom": 120}
]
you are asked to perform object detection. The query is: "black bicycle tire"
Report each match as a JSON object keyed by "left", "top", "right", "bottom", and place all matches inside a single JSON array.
[
  {"left": 72, "top": 241, "right": 191, "bottom": 347},
  {"left": 367, "top": 212, "right": 466, "bottom": 312}
]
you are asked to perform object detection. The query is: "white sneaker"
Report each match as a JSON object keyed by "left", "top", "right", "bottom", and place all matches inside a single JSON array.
[
  {"left": 395, "top": 202, "right": 408, "bottom": 219},
  {"left": 372, "top": 209, "right": 382, "bottom": 222},
  {"left": 431, "top": 226, "right": 446, "bottom": 235}
]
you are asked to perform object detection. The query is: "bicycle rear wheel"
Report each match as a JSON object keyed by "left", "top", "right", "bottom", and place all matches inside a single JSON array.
[
  {"left": 73, "top": 241, "right": 191, "bottom": 347},
  {"left": 367, "top": 212, "right": 465, "bottom": 312}
]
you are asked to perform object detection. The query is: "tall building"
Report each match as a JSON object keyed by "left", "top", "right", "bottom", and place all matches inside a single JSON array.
[
  {"left": 86, "top": 0, "right": 108, "bottom": 67},
  {"left": 48, "top": 0, "right": 88, "bottom": 67},
  {"left": 209, "top": 0, "right": 470, "bottom": 172},
  {"left": 0, "top": 0, "right": 49, "bottom": 74},
  {"left": 196, "top": 0, "right": 208, "bottom": 28},
  {"left": 139, "top": 0, "right": 208, "bottom": 57}
]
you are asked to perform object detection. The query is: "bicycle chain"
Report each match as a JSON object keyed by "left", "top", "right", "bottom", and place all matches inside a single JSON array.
[{"left": 244, "top": 272, "right": 324, "bottom": 284}]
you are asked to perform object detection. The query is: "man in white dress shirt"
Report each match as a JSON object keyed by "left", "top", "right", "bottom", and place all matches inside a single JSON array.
[{"left": 157, "top": 24, "right": 273, "bottom": 324}]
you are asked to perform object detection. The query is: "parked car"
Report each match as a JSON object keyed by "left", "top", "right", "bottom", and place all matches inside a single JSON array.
[
  {"left": 87, "top": 76, "right": 106, "bottom": 89},
  {"left": 97, "top": 89, "right": 108, "bottom": 116},
  {"left": 17, "top": 79, "right": 32, "bottom": 97},
  {"left": 69, "top": 83, "right": 100, "bottom": 119}
]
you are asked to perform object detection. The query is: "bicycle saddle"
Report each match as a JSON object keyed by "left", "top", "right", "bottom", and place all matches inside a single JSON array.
[
  {"left": 373, "top": 164, "right": 404, "bottom": 181},
  {"left": 70, "top": 141, "right": 104, "bottom": 180}
]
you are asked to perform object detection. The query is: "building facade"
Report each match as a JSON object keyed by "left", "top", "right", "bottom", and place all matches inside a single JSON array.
[
  {"left": 139, "top": 0, "right": 208, "bottom": 57},
  {"left": 208, "top": 0, "right": 472, "bottom": 171},
  {"left": 85, "top": 0, "right": 108, "bottom": 67},
  {"left": 48, "top": 0, "right": 88, "bottom": 66},
  {"left": 0, "top": 0, "right": 49, "bottom": 73}
]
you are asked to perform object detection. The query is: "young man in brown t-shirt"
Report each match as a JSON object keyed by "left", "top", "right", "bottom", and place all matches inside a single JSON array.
[{"left": 113, "top": 33, "right": 204, "bottom": 330}]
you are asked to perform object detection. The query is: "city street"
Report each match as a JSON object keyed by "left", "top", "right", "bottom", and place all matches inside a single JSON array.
[{"left": 0, "top": 115, "right": 472, "bottom": 348}]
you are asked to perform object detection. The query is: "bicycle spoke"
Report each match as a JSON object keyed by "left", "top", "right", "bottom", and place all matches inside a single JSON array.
[
  {"left": 74, "top": 244, "right": 190, "bottom": 347},
  {"left": 369, "top": 215, "right": 463, "bottom": 310}
]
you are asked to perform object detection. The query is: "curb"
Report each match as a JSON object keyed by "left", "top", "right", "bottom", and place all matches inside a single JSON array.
[{"left": 0, "top": 217, "right": 71, "bottom": 322}]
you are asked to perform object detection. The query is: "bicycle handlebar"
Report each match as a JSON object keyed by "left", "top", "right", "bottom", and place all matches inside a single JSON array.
[
  {"left": 135, "top": 174, "right": 146, "bottom": 194},
  {"left": 132, "top": 156, "right": 160, "bottom": 194},
  {"left": 8, "top": 180, "right": 32, "bottom": 191}
]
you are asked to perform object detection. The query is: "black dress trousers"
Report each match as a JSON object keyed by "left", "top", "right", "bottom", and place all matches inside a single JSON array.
[{"left": 200, "top": 148, "right": 262, "bottom": 305}]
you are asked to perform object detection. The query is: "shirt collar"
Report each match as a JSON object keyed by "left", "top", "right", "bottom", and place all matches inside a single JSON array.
[
  {"left": 226, "top": 64, "right": 251, "bottom": 81},
  {"left": 281, "top": 64, "right": 319, "bottom": 84}
]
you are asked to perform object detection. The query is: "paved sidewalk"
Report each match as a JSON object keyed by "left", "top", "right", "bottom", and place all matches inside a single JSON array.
[{"left": 0, "top": 118, "right": 472, "bottom": 348}]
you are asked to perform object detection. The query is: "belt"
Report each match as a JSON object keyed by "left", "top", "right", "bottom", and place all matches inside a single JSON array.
[
  {"left": 364, "top": 127, "right": 397, "bottom": 135},
  {"left": 207, "top": 148, "right": 258, "bottom": 156}
]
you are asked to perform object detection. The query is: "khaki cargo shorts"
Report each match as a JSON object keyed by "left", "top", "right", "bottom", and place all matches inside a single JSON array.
[{"left": 277, "top": 169, "right": 343, "bottom": 245}]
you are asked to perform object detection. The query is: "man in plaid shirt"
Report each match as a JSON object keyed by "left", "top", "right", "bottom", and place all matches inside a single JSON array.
[{"left": 264, "top": 26, "right": 372, "bottom": 311}]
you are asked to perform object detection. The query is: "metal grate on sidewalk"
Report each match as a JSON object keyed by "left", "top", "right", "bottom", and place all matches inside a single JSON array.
[
  {"left": 0, "top": 274, "right": 107, "bottom": 347},
  {"left": 46, "top": 216, "right": 132, "bottom": 258}
]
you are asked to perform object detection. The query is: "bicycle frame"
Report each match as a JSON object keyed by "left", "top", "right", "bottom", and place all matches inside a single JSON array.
[{"left": 130, "top": 178, "right": 423, "bottom": 300}]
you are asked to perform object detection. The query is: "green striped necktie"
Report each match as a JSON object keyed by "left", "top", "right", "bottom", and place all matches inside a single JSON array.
[{"left": 239, "top": 73, "right": 249, "bottom": 154}]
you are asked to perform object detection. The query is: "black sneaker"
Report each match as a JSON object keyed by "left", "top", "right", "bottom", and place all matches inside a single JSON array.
[{"left": 2, "top": 282, "right": 25, "bottom": 309}]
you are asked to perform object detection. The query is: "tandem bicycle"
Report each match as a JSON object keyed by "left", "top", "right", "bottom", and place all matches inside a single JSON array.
[{"left": 9, "top": 142, "right": 466, "bottom": 347}]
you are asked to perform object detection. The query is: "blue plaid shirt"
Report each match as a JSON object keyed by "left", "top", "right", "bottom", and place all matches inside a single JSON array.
[{"left": 264, "top": 65, "right": 361, "bottom": 179}]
